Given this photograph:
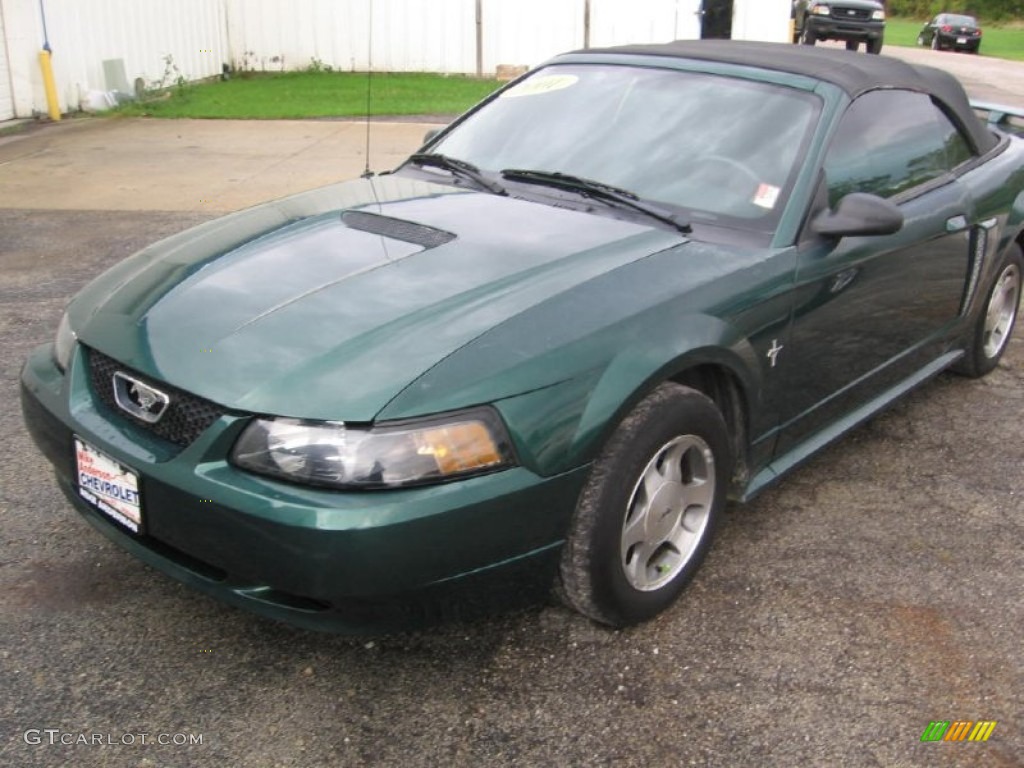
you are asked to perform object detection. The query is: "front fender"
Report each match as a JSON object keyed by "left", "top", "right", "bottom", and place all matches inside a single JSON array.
[
  {"left": 381, "top": 241, "right": 795, "bottom": 478},
  {"left": 496, "top": 312, "right": 764, "bottom": 477}
]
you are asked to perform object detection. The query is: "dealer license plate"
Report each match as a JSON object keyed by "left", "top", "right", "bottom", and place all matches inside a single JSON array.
[{"left": 74, "top": 437, "right": 142, "bottom": 533}]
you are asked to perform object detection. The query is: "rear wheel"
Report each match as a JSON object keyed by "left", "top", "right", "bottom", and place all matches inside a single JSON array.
[
  {"left": 558, "top": 383, "right": 732, "bottom": 627},
  {"left": 917, "top": 34, "right": 925, "bottom": 46},
  {"left": 954, "top": 248, "right": 1022, "bottom": 378},
  {"left": 931, "top": 34, "right": 941, "bottom": 50}
]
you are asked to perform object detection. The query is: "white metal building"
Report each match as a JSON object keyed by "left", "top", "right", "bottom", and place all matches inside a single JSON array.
[{"left": 0, "top": 2, "right": 15, "bottom": 120}]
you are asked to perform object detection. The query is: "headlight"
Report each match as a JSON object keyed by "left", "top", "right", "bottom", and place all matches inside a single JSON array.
[
  {"left": 231, "top": 407, "right": 516, "bottom": 489},
  {"left": 811, "top": 4, "right": 831, "bottom": 15},
  {"left": 54, "top": 312, "right": 77, "bottom": 372},
  {"left": 871, "top": 9, "right": 885, "bottom": 20}
]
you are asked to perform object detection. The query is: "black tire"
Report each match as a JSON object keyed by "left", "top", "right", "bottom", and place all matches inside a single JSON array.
[
  {"left": 954, "top": 247, "right": 1022, "bottom": 378},
  {"left": 931, "top": 34, "right": 941, "bottom": 51},
  {"left": 557, "top": 383, "right": 732, "bottom": 627},
  {"left": 845, "top": 40, "right": 859, "bottom": 52},
  {"left": 800, "top": 26, "right": 816, "bottom": 46},
  {"left": 866, "top": 37, "right": 883, "bottom": 54},
  {"left": 917, "top": 34, "right": 925, "bottom": 46}
]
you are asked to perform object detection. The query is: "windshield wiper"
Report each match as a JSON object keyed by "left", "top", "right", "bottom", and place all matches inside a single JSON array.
[
  {"left": 500, "top": 169, "right": 691, "bottom": 234},
  {"left": 408, "top": 153, "right": 506, "bottom": 196}
]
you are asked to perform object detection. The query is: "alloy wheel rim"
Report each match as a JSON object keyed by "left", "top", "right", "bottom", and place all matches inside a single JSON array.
[
  {"left": 620, "top": 434, "right": 715, "bottom": 591},
  {"left": 982, "top": 263, "right": 1021, "bottom": 359}
]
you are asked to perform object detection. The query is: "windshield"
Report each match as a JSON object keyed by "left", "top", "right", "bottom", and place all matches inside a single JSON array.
[{"left": 430, "top": 64, "right": 821, "bottom": 230}]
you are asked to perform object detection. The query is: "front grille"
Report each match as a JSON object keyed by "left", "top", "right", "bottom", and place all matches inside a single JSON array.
[
  {"left": 831, "top": 6, "right": 871, "bottom": 20},
  {"left": 88, "top": 348, "right": 229, "bottom": 447}
]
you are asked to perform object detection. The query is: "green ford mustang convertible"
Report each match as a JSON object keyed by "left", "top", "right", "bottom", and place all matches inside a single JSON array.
[{"left": 21, "top": 41, "right": 1024, "bottom": 632}]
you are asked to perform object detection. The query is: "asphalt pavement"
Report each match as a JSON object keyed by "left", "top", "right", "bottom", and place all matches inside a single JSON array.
[{"left": 0, "top": 46, "right": 1022, "bottom": 768}]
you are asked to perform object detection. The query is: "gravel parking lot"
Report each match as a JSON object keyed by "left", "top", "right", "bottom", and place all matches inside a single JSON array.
[{"left": 1, "top": 47, "right": 1022, "bottom": 768}]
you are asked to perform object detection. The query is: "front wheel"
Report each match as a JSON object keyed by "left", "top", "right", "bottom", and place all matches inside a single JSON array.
[
  {"left": 799, "top": 26, "right": 816, "bottom": 46},
  {"left": 557, "top": 383, "right": 732, "bottom": 627},
  {"left": 954, "top": 248, "right": 1022, "bottom": 378},
  {"left": 845, "top": 40, "right": 860, "bottom": 52},
  {"left": 866, "top": 37, "right": 883, "bottom": 54}
]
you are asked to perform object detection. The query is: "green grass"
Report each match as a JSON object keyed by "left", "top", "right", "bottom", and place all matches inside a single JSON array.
[
  {"left": 885, "top": 17, "right": 1024, "bottom": 61},
  {"left": 0, "top": 121, "right": 30, "bottom": 137},
  {"left": 116, "top": 71, "right": 504, "bottom": 119}
]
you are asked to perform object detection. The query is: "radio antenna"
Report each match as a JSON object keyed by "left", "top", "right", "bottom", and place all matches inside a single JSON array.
[{"left": 360, "top": 0, "right": 374, "bottom": 179}]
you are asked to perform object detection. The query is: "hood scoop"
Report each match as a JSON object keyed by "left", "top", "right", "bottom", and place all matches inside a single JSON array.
[{"left": 342, "top": 210, "right": 456, "bottom": 249}]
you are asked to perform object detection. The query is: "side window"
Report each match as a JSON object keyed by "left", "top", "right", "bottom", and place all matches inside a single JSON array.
[
  {"left": 935, "top": 105, "right": 974, "bottom": 169},
  {"left": 824, "top": 90, "right": 976, "bottom": 206}
]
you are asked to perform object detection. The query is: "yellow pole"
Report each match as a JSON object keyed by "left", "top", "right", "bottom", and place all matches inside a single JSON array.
[{"left": 39, "top": 50, "right": 61, "bottom": 121}]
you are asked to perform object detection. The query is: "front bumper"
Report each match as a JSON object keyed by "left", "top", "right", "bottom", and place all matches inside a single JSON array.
[
  {"left": 807, "top": 18, "right": 884, "bottom": 42},
  {"left": 21, "top": 343, "right": 589, "bottom": 632}
]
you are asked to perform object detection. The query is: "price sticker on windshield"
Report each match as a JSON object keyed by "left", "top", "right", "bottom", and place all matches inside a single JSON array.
[
  {"left": 753, "top": 183, "right": 781, "bottom": 210},
  {"left": 501, "top": 74, "right": 579, "bottom": 98}
]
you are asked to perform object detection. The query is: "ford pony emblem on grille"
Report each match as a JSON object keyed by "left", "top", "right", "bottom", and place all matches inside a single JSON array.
[{"left": 112, "top": 372, "right": 170, "bottom": 423}]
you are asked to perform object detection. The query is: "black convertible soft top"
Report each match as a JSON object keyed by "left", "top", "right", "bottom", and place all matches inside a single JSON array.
[{"left": 572, "top": 40, "right": 997, "bottom": 154}]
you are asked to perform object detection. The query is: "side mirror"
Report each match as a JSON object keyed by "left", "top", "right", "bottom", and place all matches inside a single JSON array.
[
  {"left": 422, "top": 128, "right": 442, "bottom": 146},
  {"left": 812, "top": 193, "right": 903, "bottom": 238}
]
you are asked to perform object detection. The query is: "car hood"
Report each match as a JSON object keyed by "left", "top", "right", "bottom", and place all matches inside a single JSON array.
[{"left": 73, "top": 176, "right": 685, "bottom": 420}]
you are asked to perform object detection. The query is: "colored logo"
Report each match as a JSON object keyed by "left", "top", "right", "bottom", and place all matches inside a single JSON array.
[{"left": 920, "top": 721, "right": 997, "bottom": 742}]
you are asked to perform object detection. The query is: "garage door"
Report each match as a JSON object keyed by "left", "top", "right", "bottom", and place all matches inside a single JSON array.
[{"left": 0, "top": 10, "right": 13, "bottom": 120}]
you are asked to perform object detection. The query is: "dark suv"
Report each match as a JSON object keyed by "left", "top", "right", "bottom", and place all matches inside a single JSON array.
[{"left": 793, "top": 0, "right": 886, "bottom": 54}]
